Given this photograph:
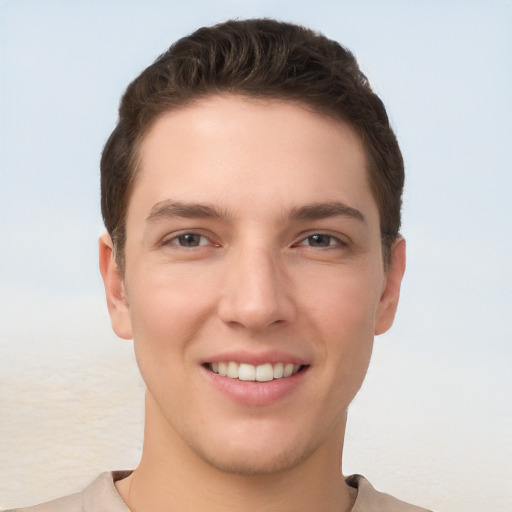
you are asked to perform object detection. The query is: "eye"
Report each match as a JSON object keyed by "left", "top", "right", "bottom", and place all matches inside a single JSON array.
[
  {"left": 166, "top": 233, "right": 211, "bottom": 248},
  {"left": 296, "top": 233, "right": 345, "bottom": 248}
]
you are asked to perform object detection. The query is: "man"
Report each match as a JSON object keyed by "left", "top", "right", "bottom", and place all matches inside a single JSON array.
[{"left": 11, "top": 19, "right": 431, "bottom": 512}]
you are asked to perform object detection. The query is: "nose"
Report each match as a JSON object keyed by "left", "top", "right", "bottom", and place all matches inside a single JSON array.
[{"left": 217, "top": 245, "right": 296, "bottom": 332}]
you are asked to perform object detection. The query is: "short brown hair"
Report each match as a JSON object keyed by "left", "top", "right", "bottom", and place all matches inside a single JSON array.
[{"left": 101, "top": 18, "right": 404, "bottom": 270}]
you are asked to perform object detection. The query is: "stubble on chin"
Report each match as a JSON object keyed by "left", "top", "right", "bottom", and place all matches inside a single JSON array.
[{"left": 185, "top": 431, "right": 323, "bottom": 478}]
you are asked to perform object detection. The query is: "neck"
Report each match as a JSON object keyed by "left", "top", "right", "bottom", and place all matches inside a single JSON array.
[{"left": 117, "top": 393, "right": 356, "bottom": 512}]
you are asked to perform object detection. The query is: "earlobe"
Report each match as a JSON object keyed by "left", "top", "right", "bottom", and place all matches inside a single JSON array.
[
  {"left": 374, "top": 237, "right": 406, "bottom": 335},
  {"left": 99, "top": 233, "right": 133, "bottom": 340}
]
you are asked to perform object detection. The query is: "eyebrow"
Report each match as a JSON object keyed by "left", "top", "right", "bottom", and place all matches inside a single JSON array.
[
  {"left": 146, "top": 199, "right": 365, "bottom": 224},
  {"left": 288, "top": 201, "right": 366, "bottom": 223},
  {"left": 146, "top": 200, "right": 230, "bottom": 223}
]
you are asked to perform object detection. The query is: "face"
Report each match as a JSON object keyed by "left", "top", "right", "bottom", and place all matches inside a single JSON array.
[{"left": 101, "top": 95, "right": 405, "bottom": 475}]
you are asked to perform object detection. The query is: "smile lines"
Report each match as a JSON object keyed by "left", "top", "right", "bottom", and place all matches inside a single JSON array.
[{"left": 207, "top": 362, "right": 305, "bottom": 382}]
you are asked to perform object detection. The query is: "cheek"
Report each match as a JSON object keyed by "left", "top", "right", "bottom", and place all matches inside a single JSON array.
[
  {"left": 127, "top": 263, "right": 218, "bottom": 333},
  {"left": 301, "top": 265, "right": 383, "bottom": 337},
  {"left": 125, "top": 269, "right": 218, "bottom": 382},
  {"left": 299, "top": 268, "right": 380, "bottom": 396}
]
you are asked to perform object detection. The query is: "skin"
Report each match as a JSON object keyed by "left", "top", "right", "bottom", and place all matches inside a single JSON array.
[{"left": 99, "top": 95, "right": 406, "bottom": 512}]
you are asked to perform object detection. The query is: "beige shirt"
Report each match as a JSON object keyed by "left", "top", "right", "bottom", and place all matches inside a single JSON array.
[{"left": 8, "top": 471, "right": 433, "bottom": 512}]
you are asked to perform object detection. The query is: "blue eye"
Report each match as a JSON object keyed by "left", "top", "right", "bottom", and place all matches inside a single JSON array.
[
  {"left": 297, "top": 234, "right": 345, "bottom": 248},
  {"left": 172, "top": 233, "right": 209, "bottom": 247},
  {"left": 306, "top": 234, "right": 333, "bottom": 247}
]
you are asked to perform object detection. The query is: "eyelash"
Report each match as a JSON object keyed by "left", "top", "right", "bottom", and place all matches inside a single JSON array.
[
  {"left": 162, "top": 232, "right": 215, "bottom": 248},
  {"left": 294, "top": 233, "right": 347, "bottom": 249},
  {"left": 161, "top": 231, "right": 347, "bottom": 250}
]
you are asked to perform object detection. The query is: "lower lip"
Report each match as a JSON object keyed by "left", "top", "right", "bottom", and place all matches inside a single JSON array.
[{"left": 201, "top": 366, "right": 309, "bottom": 406}]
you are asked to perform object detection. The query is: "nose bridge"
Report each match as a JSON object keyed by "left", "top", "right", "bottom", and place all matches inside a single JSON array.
[{"left": 218, "top": 239, "right": 294, "bottom": 330}]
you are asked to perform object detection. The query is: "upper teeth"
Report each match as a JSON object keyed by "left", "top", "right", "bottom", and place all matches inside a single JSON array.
[{"left": 210, "top": 362, "right": 301, "bottom": 382}]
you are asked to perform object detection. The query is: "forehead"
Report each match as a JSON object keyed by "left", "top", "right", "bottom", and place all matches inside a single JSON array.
[{"left": 129, "top": 95, "right": 377, "bottom": 225}]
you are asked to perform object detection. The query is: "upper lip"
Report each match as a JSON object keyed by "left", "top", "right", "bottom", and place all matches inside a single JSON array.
[{"left": 204, "top": 350, "right": 309, "bottom": 367}]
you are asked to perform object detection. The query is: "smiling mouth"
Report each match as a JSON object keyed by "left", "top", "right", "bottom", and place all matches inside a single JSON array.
[{"left": 205, "top": 362, "right": 308, "bottom": 382}]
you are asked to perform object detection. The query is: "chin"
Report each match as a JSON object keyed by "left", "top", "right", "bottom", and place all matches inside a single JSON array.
[
  {"left": 186, "top": 421, "right": 322, "bottom": 477},
  {"left": 195, "top": 443, "right": 314, "bottom": 477}
]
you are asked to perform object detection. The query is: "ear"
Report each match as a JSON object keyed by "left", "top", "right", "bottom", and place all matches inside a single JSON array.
[
  {"left": 374, "top": 237, "right": 406, "bottom": 335},
  {"left": 99, "top": 232, "right": 133, "bottom": 340}
]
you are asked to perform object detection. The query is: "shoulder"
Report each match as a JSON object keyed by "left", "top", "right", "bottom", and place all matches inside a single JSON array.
[
  {"left": 3, "top": 492, "right": 82, "bottom": 512},
  {"left": 347, "top": 474, "right": 434, "bottom": 512},
  {"left": 3, "top": 471, "right": 131, "bottom": 512}
]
